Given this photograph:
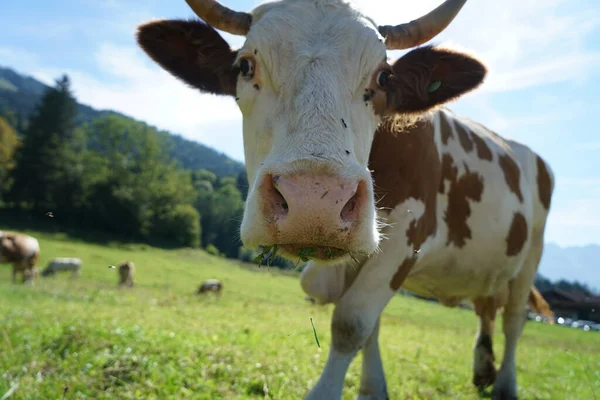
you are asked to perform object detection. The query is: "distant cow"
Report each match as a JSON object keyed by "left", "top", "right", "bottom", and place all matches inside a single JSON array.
[
  {"left": 118, "top": 261, "right": 135, "bottom": 287},
  {"left": 41, "top": 257, "right": 82, "bottom": 278},
  {"left": 197, "top": 279, "right": 223, "bottom": 297},
  {"left": 0, "top": 231, "right": 40, "bottom": 284}
]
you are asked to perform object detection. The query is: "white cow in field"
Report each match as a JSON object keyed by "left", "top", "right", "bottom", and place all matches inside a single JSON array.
[
  {"left": 41, "top": 257, "right": 82, "bottom": 278},
  {"left": 137, "top": 0, "right": 556, "bottom": 398},
  {"left": 197, "top": 279, "right": 223, "bottom": 297}
]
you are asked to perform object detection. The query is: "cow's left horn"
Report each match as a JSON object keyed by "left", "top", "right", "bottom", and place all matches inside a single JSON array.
[
  {"left": 186, "top": 0, "right": 251, "bottom": 35},
  {"left": 378, "top": 0, "right": 467, "bottom": 50}
]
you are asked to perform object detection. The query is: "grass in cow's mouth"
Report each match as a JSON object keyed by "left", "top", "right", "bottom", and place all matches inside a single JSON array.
[
  {"left": 255, "top": 244, "right": 353, "bottom": 270},
  {"left": 296, "top": 247, "right": 316, "bottom": 262},
  {"left": 253, "top": 244, "right": 279, "bottom": 267}
]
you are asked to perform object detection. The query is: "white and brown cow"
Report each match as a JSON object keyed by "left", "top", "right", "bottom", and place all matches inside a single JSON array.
[
  {"left": 137, "top": 0, "right": 555, "bottom": 398},
  {"left": 0, "top": 231, "right": 40, "bottom": 284},
  {"left": 118, "top": 261, "right": 135, "bottom": 288}
]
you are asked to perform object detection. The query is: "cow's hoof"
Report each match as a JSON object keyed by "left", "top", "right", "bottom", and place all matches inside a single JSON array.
[
  {"left": 491, "top": 386, "right": 518, "bottom": 400},
  {"left": 356, "top": 393, "right": 389, "bottom": 400},
  {"left": 473, "top": 363, "right": 496, "bottom": 389}
]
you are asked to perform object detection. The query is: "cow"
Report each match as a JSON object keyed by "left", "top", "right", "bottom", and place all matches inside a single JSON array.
[
  {"left": 41, "top": 257, "right": 82, "bottom": 279},
  {"left": 118, "top": 261, "right": 135, "bottom": 288},
  {"left": 0, "top": 231, "right": 40, "bottom": 284},
  {"left": 136, "top": 0, "right": 556, "bottom": 398},
  {"left": 197, "top": 279, "right": 223, "bottom": 297}
]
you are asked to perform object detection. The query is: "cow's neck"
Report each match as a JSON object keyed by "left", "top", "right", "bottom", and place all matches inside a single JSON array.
[{"left": 368, "top": 111, "right": 442, "bottom": 252}]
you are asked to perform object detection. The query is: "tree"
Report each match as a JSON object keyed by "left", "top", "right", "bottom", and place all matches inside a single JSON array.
[
  {"left": 236, "top": 170, "right": 249, "bottom": 200},
  {"left": 9, "top": 75, "right": 84, "bottom": 215},
  {"left": 0, "top": 117, "right": 20, "bottom": 198},
  {"left": 80, "top": 115, "right": 201, "bottom": 246}
]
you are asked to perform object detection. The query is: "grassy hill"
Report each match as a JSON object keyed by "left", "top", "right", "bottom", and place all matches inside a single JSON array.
[
  {"left": 0, "top": 66, "right": 244, "bottom": 177},
  {"left": 1, "top": 229, "right": 598, "bottom": 399}
]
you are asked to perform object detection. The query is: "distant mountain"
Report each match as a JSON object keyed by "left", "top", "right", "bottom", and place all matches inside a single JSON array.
[
  {"left": 0, "top": 66, "right": 245, "bottom": 177},
  {"left": 539, "top": 243, "right": 600, "bottom": 291}
]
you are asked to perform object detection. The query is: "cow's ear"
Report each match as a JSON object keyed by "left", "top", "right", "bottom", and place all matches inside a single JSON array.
[
  {"left": 384, "top": 46, "right": 486, "bottom": 114},
  {"left": 137, "top": 19, "right": 239, "bottom": 96}
]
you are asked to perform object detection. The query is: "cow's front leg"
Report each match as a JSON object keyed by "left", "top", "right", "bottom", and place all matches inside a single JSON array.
[
  {"left": 357, "top": 317, "right": 388, "bottom": 400},
  {"left": 305, "top": 261, "right": 400, "bottom": 400}
]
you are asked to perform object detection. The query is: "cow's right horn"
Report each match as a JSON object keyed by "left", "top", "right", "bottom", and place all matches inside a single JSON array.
[
  {"left": 378, "top": 0, "right": 467, "bottom": 50},
  {"left": 186, "top": 0, "right": 252, "bottom": 36}
]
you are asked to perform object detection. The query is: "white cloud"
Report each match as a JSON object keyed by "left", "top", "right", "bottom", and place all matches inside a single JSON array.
[
  {"left": 354, "top": 0, "right": 600, "bottom": 93},
  {"left": 25, "top": 43, "right": 244, "bottom": 160},
  {"left": 548, "top": 198, "right": 600, "bottom": 228},
  {"left": 0, "top": 47, "right": 40, "bottom": 70}
]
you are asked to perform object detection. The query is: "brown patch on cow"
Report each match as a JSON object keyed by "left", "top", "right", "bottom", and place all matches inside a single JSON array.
[
  {"left": 454, "top": 121, "right": 474, "bottom": 153},
  {"left": 471, "top": 134, "right": 493, "bottom": 161},
  {"left": 536, "top": 156, "right": 552, "bottom": 210},
  {"left": 369, "top": 118, "right": 441, "bottom": 252},
  {"left": 0, "top": 236, "right": 18, "bottom": 261},
  {"left": 438, "top": 111, "right": 454, "bottom": 145},
  {"left": 390, "top": 256, "right": 417, "bottom": 291},
  {"left": 498, "top": 154, "right": 524, "bottom": 203},
  {"left": 473, "top": 296, "right": 498, "bottom": 327},
  {"left": 439, "top": 154, "right": 484, "bottom": 248},
  {"left": 506, "top": 212, "right": 528, "bottom": 256}
]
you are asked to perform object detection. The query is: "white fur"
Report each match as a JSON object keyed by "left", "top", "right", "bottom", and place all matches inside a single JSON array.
[{"left": 238, "top": 0, "right": 386, "bottom": 255}]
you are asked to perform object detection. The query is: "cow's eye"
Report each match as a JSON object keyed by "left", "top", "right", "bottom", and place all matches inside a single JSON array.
[
  {"left": 376, "top": 70, "right": 391, "bottom": 88},
  {"left": 240, "top": 58, "right": 254, "bottom": 76}
]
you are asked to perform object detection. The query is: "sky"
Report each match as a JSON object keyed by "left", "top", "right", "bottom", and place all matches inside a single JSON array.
[{"left": 1, "top": 0, "right": 599, "bottom": 248}]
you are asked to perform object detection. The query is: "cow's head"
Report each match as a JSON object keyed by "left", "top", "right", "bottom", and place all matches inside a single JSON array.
[{"left": 137, "top": 0, "right": 486, "bottom": 264}]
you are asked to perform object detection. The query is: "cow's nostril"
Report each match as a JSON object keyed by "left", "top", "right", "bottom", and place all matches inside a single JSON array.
[
  {"left": 340, "top": 181, "right": 365, "bottom": 223},
  {"left": 263, "top": 174, "right": 289, "bottom": 217}
]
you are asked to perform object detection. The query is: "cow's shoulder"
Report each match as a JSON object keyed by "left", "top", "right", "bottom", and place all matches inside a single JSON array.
[{"left": 370, "top": 114, "right": 441, "bottom": 253}]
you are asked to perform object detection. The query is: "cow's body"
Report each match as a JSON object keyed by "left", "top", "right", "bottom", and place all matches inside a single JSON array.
[
  {"left": 0, "top": 231, "right": 40, "bottom": 284},
  {"left": 137, "top": 0, "right": 556, "bottom": 398},
  {"left": 41, "top": 257, "right": 82, "bottom": 278},
  {"left": 302, "top": 107, "right": 553, "bottom": 306},
  {"left": 301, "top": 108, "right": 554, "bottom": 396},
  {"left": 118, "top": 261, "right": 135, "bottom": 287},
  {"left": 197, "top": 279, "right": 223, "bottom": 297}
]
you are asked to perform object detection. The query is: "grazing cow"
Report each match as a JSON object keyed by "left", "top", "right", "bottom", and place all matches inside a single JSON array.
[
  {"left": 118, "top": 261, "right": 135, "bottom": 287},
  {"left": 197, "top": 279, "right": 223, "bottom": 297},
  {"left": 41, "top": 257, "right": 82, "bottom": 279},
  {"left": 0, "top": 231, "right": 40, "bottom": 284},
  {"left": 137, "top": 0, "right": 556, "bottom": 398}
]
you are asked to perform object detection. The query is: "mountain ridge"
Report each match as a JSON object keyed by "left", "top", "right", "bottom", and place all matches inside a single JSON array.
[{"left": 0, "top": 65, "right": 245, "bottom": 177}]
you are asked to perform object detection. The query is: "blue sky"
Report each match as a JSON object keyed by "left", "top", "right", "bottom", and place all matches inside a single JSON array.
[{"left": 1, "top": 0, "right": 599, "bottom": 248}]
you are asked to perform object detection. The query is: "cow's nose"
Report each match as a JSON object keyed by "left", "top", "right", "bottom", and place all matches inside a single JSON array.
[{"left": 261, "top": 173, "right": 366, "bottom": 229}]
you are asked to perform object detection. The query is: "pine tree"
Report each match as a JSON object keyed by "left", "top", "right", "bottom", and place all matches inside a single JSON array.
[
  {"left": 9, "top": 75, "right": 84, "bottom": 213},
  {"left": 0, "top": 117, "right": 21, "bottom": 198}
]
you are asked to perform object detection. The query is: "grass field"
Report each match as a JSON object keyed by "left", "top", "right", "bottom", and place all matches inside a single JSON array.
[{"left": 1, "top": 229, "right": 599, "bottom": 399}]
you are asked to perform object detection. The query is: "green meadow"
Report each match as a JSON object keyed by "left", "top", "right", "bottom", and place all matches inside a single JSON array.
[{"left": 1, "top": 229, "right": 598, "bottom": 399}]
